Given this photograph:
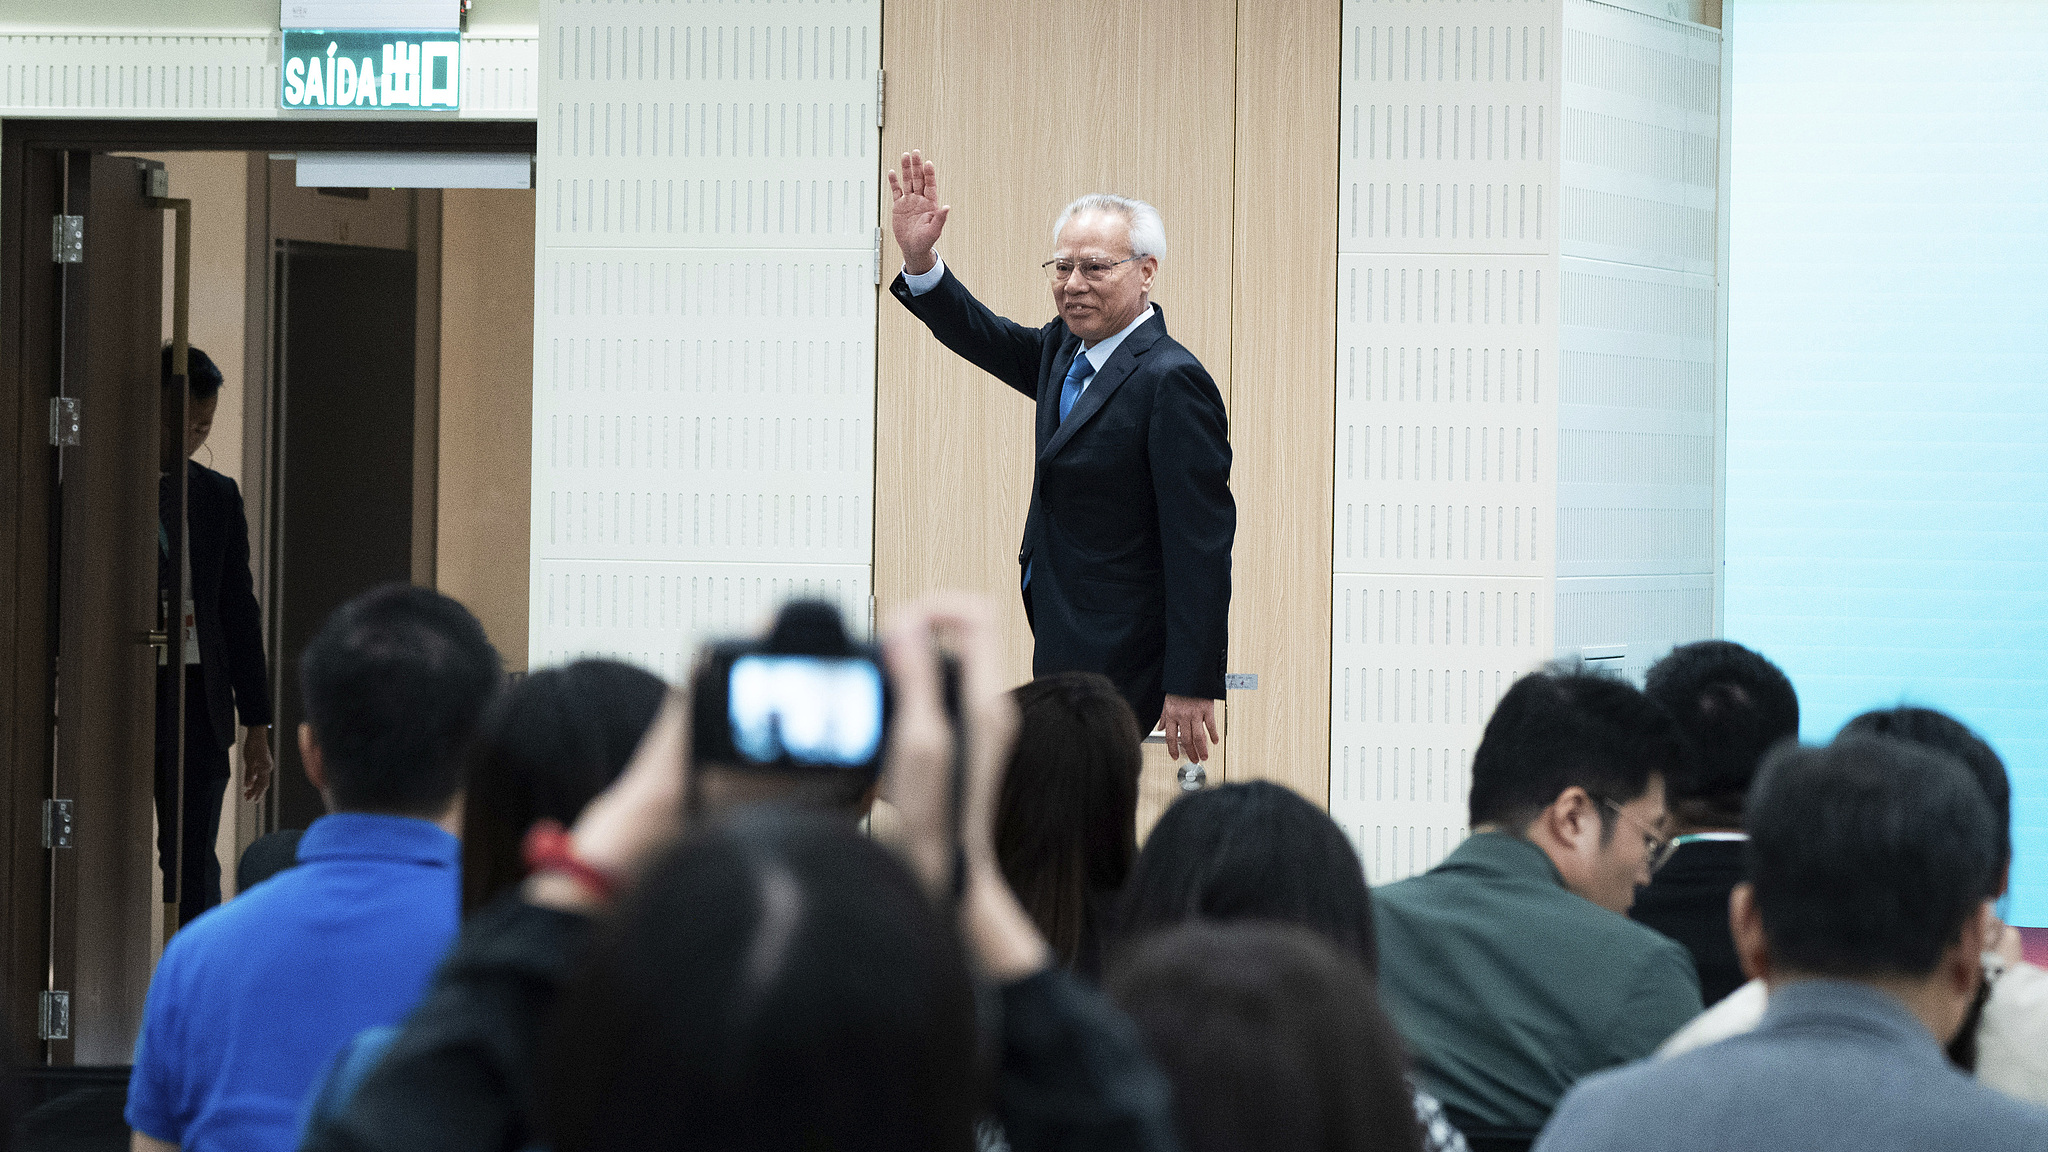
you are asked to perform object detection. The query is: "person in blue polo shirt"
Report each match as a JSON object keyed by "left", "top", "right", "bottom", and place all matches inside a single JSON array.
[{"left": 128, "top": 583, "right": 502, "bottom": 1152}]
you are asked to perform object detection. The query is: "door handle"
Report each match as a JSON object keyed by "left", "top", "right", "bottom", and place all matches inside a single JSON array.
[{"left": 147, "top": 630, "right": 171, "bottom": 663}]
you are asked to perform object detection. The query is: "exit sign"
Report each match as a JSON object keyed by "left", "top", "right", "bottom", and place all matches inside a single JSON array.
[{"left": 280, "top": 30, "right": 461, "bottom": 111}]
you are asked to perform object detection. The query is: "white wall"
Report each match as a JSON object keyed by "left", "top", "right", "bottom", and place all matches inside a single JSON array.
[
  {"left": 528, "top": 0, "right": 881, "bottom": 678},
  {"left": 1333, "top": 0, "right": 1724, "bottom": 884},
  {"left": 2, "top": 0, "right": 535, "bottom": 31},
  {"left": 1553, "top": 2, "right": 1723, "bottom": 676},
  {"left": 0, "top": 1, "right": 537, "bottom": 118},
  {"left": 1333, "top": 0, "right": 1565, "bottom": 883}
]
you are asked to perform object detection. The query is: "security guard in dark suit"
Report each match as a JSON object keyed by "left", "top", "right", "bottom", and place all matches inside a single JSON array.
[
  {"left": 887, "top": 151, "right": 1234, "bottom": 762},
  {"left": 159, "top": 345, "right": 274, "bottom": 925}
]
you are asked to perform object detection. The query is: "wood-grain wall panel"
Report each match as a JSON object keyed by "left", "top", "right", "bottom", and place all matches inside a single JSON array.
[
  {"left": 877, "top": 0, "right": 1241, "bottom": 820},
  {"left": 437, "top": 188, "right": 535, "bottom": 670},
  {"left": 1225, "top": 0, "right": 1340, "bottom": 805}
]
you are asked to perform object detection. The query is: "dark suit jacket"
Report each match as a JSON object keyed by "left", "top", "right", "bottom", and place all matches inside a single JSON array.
[
  {"left": 890, "top": 267, "right": 1233, "bottom": 724},
  {"left": 163, "top": 460, "right": 273, "bottom": 752},
  {"left": 1630, "top": 838, "right": 1746, "bottom": 1007}
]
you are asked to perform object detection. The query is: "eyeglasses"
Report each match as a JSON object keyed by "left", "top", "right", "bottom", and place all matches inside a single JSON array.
[
  {"left": 1041, "top": 254, "right": 1142, "bottom": 284},
  {"left": 1603, "top": 799, "right": 1678, "bottom": 873}
]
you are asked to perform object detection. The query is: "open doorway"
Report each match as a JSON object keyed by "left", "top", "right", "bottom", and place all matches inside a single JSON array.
[{"left": 0, "top": 121, "right": 536, "bottom": 1079}]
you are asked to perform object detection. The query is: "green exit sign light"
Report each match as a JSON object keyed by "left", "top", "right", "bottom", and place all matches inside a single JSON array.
[{"left": 281, "top": 29, "right": 460, "bottom": 111}]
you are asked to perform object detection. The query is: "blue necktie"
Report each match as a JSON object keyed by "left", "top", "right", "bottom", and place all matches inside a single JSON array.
[{"left": 1059, "top": 352, "right": 1096, "bottom": 424}]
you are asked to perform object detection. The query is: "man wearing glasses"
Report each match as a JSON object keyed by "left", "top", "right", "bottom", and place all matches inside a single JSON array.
[
  {"left": 886, "top": 151, "right": 1233, "bottom": 764},
  {"left": 1371, "top": 666, "right": 1705, "bottom": 1140}
]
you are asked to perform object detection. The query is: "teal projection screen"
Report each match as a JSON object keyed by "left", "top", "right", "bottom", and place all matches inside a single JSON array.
[{"left": 1725, "top": 0, "right": 2048, "bottom": 924}]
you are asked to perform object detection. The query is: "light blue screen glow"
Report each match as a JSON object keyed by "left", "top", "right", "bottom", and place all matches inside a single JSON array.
[
  {"left": 1726, "top": 1, "right": 2048, "bottom": 923},
  {"left": 729, "top": 656, "right": 884, "bottom": 767}
]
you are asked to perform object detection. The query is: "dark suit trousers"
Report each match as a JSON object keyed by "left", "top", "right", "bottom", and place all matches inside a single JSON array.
[{"left": 155, "top": 665, "right": 231, "bottom": 926}]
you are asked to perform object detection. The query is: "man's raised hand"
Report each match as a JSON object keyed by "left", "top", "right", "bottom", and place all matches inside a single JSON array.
[{"left": 888, "top": 150, "right": 949, "bottom": 275}]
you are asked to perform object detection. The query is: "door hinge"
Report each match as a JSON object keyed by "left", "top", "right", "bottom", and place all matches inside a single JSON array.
[
  {"left": 876, "top": 69, "right": 885, "bottom": 128},
  {"left": 873, "top": 227, "right": 883, "bottom": 286},
  {"left": 38, "top": 991, "right": 70, "bottom": 1041},
  {"left": 42, "top": 799, "right": 74, "bottom": 849},
  {"left": 48, "top": 397, "right": 81, "bottom": 448},
  {"left": 51, "top": 215, "right": 83, "bottom": 264},
  {"left": 1224, "top": 673, "right": 1258, "bottom": 691}
]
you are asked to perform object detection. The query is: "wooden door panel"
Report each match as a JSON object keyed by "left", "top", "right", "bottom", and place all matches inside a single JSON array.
[
  {"left": 877, "top": 0, "right": 1239, "bottom": 827},
  {"left": 53, "top": 151, "right": 165, "bottom": 1065}
]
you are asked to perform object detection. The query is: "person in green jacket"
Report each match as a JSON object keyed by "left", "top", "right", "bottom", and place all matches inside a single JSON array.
[{"left": 1374, "top": 666, "right": 1705, "bottom": 1137}]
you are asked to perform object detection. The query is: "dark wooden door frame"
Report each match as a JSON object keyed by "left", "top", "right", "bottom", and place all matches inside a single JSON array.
[{"left": 0, "top": 117, "right": 537, "bottom": 1066}]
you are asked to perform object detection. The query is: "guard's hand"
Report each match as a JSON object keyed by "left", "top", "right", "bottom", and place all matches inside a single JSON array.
[
  {"left": 887, "top": 150, "right": 950, "bottom": 275},
  {"left": 1158, "top": 694, "right": 1219, "bottom": 763},
  {"left": 240, "top": 726, "right": 274, "bottom": 802}
]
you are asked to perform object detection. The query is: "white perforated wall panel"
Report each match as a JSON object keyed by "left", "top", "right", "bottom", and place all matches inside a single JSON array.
[
  {"left": 1553, "top": 0, "right": 1719, "bottom": 678},
  {"left": 1333, "top": 573, "right": 1550, "bottom": 883},
  {"left": 1336, "top": 0, "right": 1562, "bottom": 880},
  {"left": 531, "top": 0, "right": 879, "bottom": 678},
  {"left": 1336, "top": 0, "right": 1722, "bottom": 878}
]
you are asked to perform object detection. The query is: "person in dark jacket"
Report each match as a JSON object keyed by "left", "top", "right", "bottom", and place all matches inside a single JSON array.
[
  {"left": 157, "top": 344, "right": 274, "bottom": 925},
  {"left": 1631, "top": 640, "right": 1799, "bottom": 1007},
  {"left": 297, "top": 594, "right": 1177, "bottom": 1152}
]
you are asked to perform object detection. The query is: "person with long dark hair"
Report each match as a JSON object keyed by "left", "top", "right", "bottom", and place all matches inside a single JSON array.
[
  {"left": 1118, "top": 781, "right": 1377, "bottom": 969},
  {"left": 1109, "top": 922, "right": 1424, "bottom": 1152},
  {"left": 1116, "top": 781, "right": 1465, "bottom": 1152},
  {"left": 995, "top": 671, "right": 1142, "bottom": 977},
  {"left": 461, "top": 660, "right": 668, "bottom": 913}
]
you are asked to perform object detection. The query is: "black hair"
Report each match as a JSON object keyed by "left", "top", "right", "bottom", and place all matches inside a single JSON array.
[
  {"left": 1841, "top": 709, "right": 2019, "bottom": 1071},
  {"left": 162, "top": 343, "right": 225, "bottom": 400},
  {"left": 298, "top": 583, "right": 503, "bottom": 816},
  {"left": 995, "top": 672, "right": 1142, "bottom": 975},
  {"left": 235, "top": 829, "right": 304, "bottom": 891},
  {"left": 1838, "top": 706, "right": 2011, "bottom": 885},
  {"left": 1467, "top": 664, "right": 1690, "bottom": 834},
  {"left": 461, "top": 660, "right": 667, "bottom": 914},
  {"left": 1745, "top": 737, "right": 1999, "bottom": 979},
  {"left": 1117, "top": 781, "right": 1377, "bottom": 976},
  {"left": 1643, "top": 640, "right": 1799, "bottom": 828},
  {"left": 539, "top": 809, "right": 979, "bottom": 1152},
  {"left": 1106, "top": 922, "right": 1423, "bottom": 1152}
]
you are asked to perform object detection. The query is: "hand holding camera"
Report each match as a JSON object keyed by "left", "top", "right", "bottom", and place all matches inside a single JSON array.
[{"left": 530, "top": 592, "right": 1051, "bottom": 979}]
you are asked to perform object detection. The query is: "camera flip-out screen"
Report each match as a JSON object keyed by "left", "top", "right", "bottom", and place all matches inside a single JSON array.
[{"left": 728, "top": 655, "right": 884, "bottom": 769}]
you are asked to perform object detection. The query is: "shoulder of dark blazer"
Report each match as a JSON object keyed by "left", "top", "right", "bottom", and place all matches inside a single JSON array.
[
  {"left": 186, "top": 460, "right": 244, "bottom": 508},
  {"left": 1122, "top": 311, "right": 1210, "bottom": 377}
]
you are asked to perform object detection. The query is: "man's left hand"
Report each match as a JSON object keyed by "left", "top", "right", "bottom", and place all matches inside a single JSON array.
[
  {"left": 1158, "top": 695, "right": 1219, "bottom": 763},
  {"left": 240, "top": 726, "right": 274, "bottom": 802}
]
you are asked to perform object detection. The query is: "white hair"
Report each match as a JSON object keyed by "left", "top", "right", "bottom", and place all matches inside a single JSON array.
[{"left": 1053, "top": 193, "right": 1167, "bottom": 261}]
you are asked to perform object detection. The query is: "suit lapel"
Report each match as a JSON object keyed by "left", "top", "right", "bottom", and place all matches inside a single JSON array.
[{"left": 1040, "top": 309, "right": 1165, "bottom": 462}]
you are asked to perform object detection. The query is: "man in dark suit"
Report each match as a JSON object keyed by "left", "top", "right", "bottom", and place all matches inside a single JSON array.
[
  {"left": 1630, "top": 640, "right": 1799, "bottom": 1007},
  {"left": 158, "top": 345, "right": 274, "bottom": 926},
  {"left": 886, "top": 151, "right": 1234, "bottom": 761}
]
